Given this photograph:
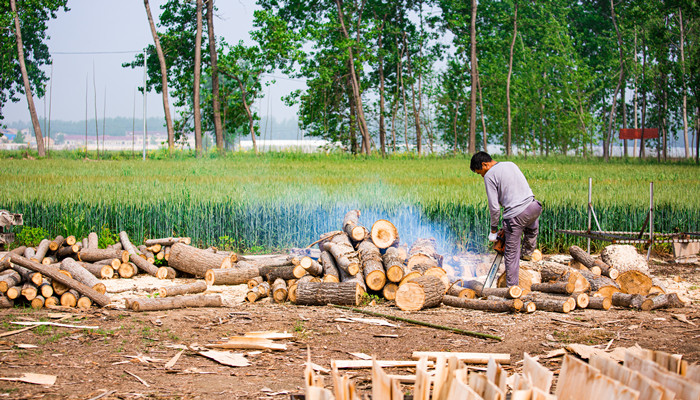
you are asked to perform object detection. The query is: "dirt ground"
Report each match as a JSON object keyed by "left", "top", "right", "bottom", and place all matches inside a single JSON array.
[{"left": 1, "top": 254, "right": 699, "bottom": 400}]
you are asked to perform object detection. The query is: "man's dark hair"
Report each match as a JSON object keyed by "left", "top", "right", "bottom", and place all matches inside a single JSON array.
[{"left": 470, "top": 151, "right": 492, "bottom": 172}]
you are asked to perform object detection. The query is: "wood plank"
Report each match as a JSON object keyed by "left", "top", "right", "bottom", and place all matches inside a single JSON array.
[
  {"left": 412, "top": 352, "right": 510, "bottom": 365},
  {"left": 523, "top": 353, "right": 553, "bottom": 393},
  {"left": 334, "top": 360, "right": 434, "bottom": 369},
  {"left": 468, "top": 373, "right": 505, "bottom": 400},
  {"left": 486, "top": 357, "right": 507, "bottom": 394},
  {"left": 625, "top": 352, "right": 700, "bottom": 400},
  {"left": 590, "top": 354, "right": 667, "bottom": 400},
  {"left": 372, "top": 358, "right": 393, "bottom": 400},
  {"left": 557, "top": 354, "right": 640, "bottom": 400}
]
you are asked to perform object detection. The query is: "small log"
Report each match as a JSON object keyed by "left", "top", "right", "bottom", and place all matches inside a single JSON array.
[
  {"left": 119, "top": 231, "right": 159, "bottom": 277},
  {"left": 486, "top": 295, "right": 524, "bottom": 312},
  {"left": 61, "top": 289, "right": 79, "bottom": 307},
  {"left": 0, "top": 269, "right": 22, "bottom": 293},
  {"left": 0, "top": 246, "right": 27, "bottom": 271},
  {"left": 530, "top": 282, "right": 574, "bottom": 295},
  {"left": 49, "top": 235, "right": 65, "bottom": 251},
  {"left": 156, "top": 267, "right": 177, "bottom": 279},
  {"left": 395, "top": 275, "right": 444, "bottom": 311},
  {"left": 246, "top": 281, "right": 270, "bottom": 303},
  {"left": 0, "top": 295, "right": 14, "bottom": 308},
  {"left": 271, "top": 278, "right": 288, "bottom": 303},
  {"left": 94, "top": 258, "right": 121, "bottom": 269},
  {"left": 442, "top": 295, "right": 521, "bottom": 313},
  {"left": 38, "top": 279, "right": 53, "bottom": 298},
  {"left": 78, "top": 261, "right": 114, "bottom": 279},
  {"left": 615, "top": 270, "right": 653, "bottom": 295},
  {"left": 110, "top": 243, "right": 123, "bottom": 251},
  {"left": 521, "top": 301, "right": 537, "bottom": 313},
  {"left": 247, "top": 276, "right": 264, "bottom": 289},
  {"left": 446, "top": 284, "right": 476, "bottom": 299},
  {"left": 481, "top": 285, "right": 523, "bottom": 299},
  {"left": 587, "top": 296, "right": 612, "bottom": 310},
  {"left": 31, "top": 295, "right": 45, "bottom": 309},
  {"left": 496, "top": 267, "right": 534, "bottom": 291},
  {"left": 612, "top": 292, "right": 651, "bottom": 310},
  {"left": 51, "top": 269, "right": 72, "bottom": 296},
  {"left": 407, "top": 238, "right": 443, "bottom": 271},
  {"left": 462, "top": 280, "right": 485, "bottom": 296},
  {"left": 520, "top": 296, "right": 571, "bottom": 313},
  {"left": 382, "top": 282, "right": 398, "bottom": 300},
  {"left": 383, "top": 246, "right": 408, "bottom": 283},
  {"left": 522, "top": 293, "right": 576, "bottom": 311},
  {"left": 143, "top": 237, "right": 191, "bottom": 247},
  {"left": 337, "top": 261, "right": 367, "bottom": 293},
  {"left": 169, "top": 243, "right": 231, "bottom": 278},
  {"left": 399, "top": 271, "right": 422, "bottom": 287},
  {"left": 164, "top": 246, "right": 170, "bottom": 261},
  {"left": 358, "top": 239, "right": 386, "bottom": 291},
  {"left": 76, "top": 296, "right": 92, "bottom": 309},
  {"left": 371, "top": 219, "right": 399, "bottom": 249},
  {"left": 146, "top": 244, "right": 162, "bottom": 254},
  {"left": 18, "top": 248, "right": 43, "bottom": 285},
  {"left": 579, "top": 269, "right": 620, "bottom": 296},
  {"left": 44, "top": 295, "right": 60, "bottom": 307},
  {"left": 21, "top": 282, "right": 38, "bottom": 301},
  {"left": 295, "top": 281, "right": 363, "bottom": 306},
  {"left": 57, "top": 243, "right": 80, "bottom": 259},
  {"left": 65, "top": 236, "right": 77, "bottom": 246},
  {"left": 60, "top": 258, "right": 106, "bottom": 294},
  {"left": 292, "top": 264, "right": 307, "bottom": 279},
  {"left": 6, "top": 285, "right": 21, "bottom": 300},
  {"left": 205, "top": 266, "right": 260, "bottom": 286},
  {"left": 118, "top": 262, "right": 138, "bottom": 278},
  {"left": 155, "top": 250, "right": 165, "bottom": 261},
  {"left": 319, "top": 251, "right": 340, "bottom": 282},
  {"left": 322, "top": 233, "right": 360, "bottom": 275},
  {"left": 159, "top": 280, "right": 208, "bottom": 297},
  {"left": 131, "top": 294, "right": 222, "bottom": 311},
  {"left": 41, "top": 256, "right": 56, "bottom": 265},
  {"left": 10, "top": 255, "right": 111, "bottom": 307},
  {"left": 87, "top": 232, "right": 99, "bottom": 250},
  {"left": 138, "top": 245, "right": 155, "bottom": 264},
  {"left": 645, "top": 293, "right": 686, "bottom": 310},
  {"left": 569, "top": 292, "right": 590, "bottom": 309},
  {"left": 260, "top": 263, "right": 296, "bottom": 282},
  {"left": 33, "top": 239, "right": 51, "bottom": 262},
  {"left": 300, "top": 256, "right": 323, "bottom": 277},
  {"left": 81, "top": 238, "right": 88, "bottom": 249},
  {"left": 78, "top": 248, "right": 128, "bottom": 263},
  {"left": 343, "top": 210, "right": 368, "bottom": 242}
]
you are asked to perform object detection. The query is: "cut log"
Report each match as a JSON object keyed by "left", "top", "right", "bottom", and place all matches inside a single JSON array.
[
  {"left": 247, "top": 276, "right": 264, "bottom": 289},
  {"left": 295, "top": 281, "right": 363, "bottom": 306},
  {"left": 51, "top": 269, "right": 72, "bottom": 295},
  {"left": 569, "top": 245, "right": 620, "bottom": 278},
  {"left": 76, "top": 296, "right": 92, "bottom": 310},
  {"left": 138, "top": 245, "right": 156, "bottom": 264},
  {"left": 486, "top": 295, "right": 524, "bottom": 312},
  {"left": 146, "top": 243, "right": 162, "bottom": 254},
  {"left": 383, "top": 246, "right": 408, "bottom": 283},
  {"left": 395, "top": 275, "right": 444, "bottom": 311},
  {"left": 118, "top": 262, "right": 137, "bottom": 279},
  {"left": 65, "top": 235, "right": 77, "bottom": 246},
  {"left": 159, "top": 281, "right": 208, "bottom": 297},
  {"left": 144, "top": 237, "right": 191, "bottom": 247},
  {"left": 131, "top": 294, "right": 222, "bottom": 311},
  {"left": 38, "top": 279, "right": 53, "bottom": 298},
  {"left": 612, "top": 292, "right": 651, "bottom": 310},
  {"left": 156, "top": 267, "right": 177, "bottom": 279},
  {"left": 496, "top": 267, "right": 534, "bottom": 291},
  {"left": 481, "top": 285, "right": 523, "bottom": 299},
  {"left": 33, "top": 239, "right": 51, "bottom": 262},
  {"left": 57, "top": 243, "right": 80, "bottom": 259},
  {"left": 407, "top": 238, "right": 443, "bottom": 271},
  {"left": 78, "top": 248, "right": 128, "bottom": 263},
  {"left": 44, "top": 295, "right": 59, "bottom": 307},
  {"left": 398, "top": 271, "right": 422, "bottom": 287},
  {"left": 520, "top": 296, "right": 572, "bottom": 313},
  {"left": 18, "top": 248, "right": 43, "bottom": 285},
  {"left": 87, "top": 232, "right": 98, "bottom": 250},
  {"left": 300, "top": 256, "right": 323, "bottom": 276},
  {"left": 357, "top": 239, "right": 386, "bottom": 291},
  {"left": 79, "top": 261, "right": 114, "bottom": 279},
  {"left": 0, "top": 269, "right": 22, "bottom": 293},
  {"left": 649, "top": 278, "right": 667, "bottom": 296},
  {"left": 119, "top": 231, "right": 160, "bottom": 277},
  {"left": 371, "top": 219, "right": 400, "bottom": 249},
  {"left": 615, "top": 270, "right": 653, "bottom": 296},
  {"left": 60, "top": 289, "right": 79, "bottom": 307},
  {"left": 60, "top": 258, "right": 106, "bottom": 294},
  {"left": 587, "top": 296, "right": 612, "bottom": 310},
  {"left": 0, "top": 295, "right": 13, "bottom": 308},
  {"left": 164, "top": 246, "right": 170, "bottom": 261},
  {"left": 31, "top": 295, "right": 45, "bottom": 309},
  {"left": 95, "top": 257, "right": 121, "bottom": 268},
  {"left": 271, "top": 278, "right": 288, "bottom": 303},
  {"left": 238, "top": 255, "right": 296, "bottom": 269},
  {"left": 522, "top": 293, "right": 575, "bottom": 311},
  {"left": 6, "top": 285, "right": 21, "bottom": 300},
  {"left": 337, "top": 260, "right": 367, "bottom": 293},
  {"left": 569, "top": 292, "right": 590, "bottom": 309},
  {"left": 322, "top": 233, "right": 360, "bottom": 276},
  {"left": 49, "top": 235, "right": 65, "bottom": 251},
  {"left": 9, "top": 255, "right": 111, "bottom": 307},
  {"left": 169, "top": 243, "right": 232, "bottom": 278},
  {"left": 645, "top": 293, "right": 687, "bottom": 310},
  {"left": 205, "top": 265, "right": 260, "bottom": 286},
  {"left": 260, "top": 263, "right": 296, "bottom": 282},
  {"left": 530, "top": 282, "right": 574, "bottom": 295},
  {"left": 41, "top": 256, "right": 56, "bottom": 265},
  {"left": 443, "top": 295, "right": 521, "bottom": 313},
  {"left": 539, "top": 262, "right": 590, "bottom": 293},
  {"left": 343, "top": 210, "right": 368, "bottom": 242},
  {"left": 447, "top": 284, "right": 476, "bottom": 299},
  {"left": 601, "top": 244, "right": 649, "bottom": 274},
  {"left": 21, "top": 282, "right": 37, "bottom": 301},
  {"left": 579, "top": 269, "right": 620, "bottom": 296},
  {"left": 0, "top": 246, "right": 26, "bottom": 271},
  {"left": 520, "top": 301, "right": 537, "bottom": 313},
  {"left": 246, "top": 281, "right": 271, "bottom": 303},
  {"left": 319, "top": 251, "right": 340, "bottom": 282},
  {"left": 382, "top": 282, "right": 398, "bottom": 300}
]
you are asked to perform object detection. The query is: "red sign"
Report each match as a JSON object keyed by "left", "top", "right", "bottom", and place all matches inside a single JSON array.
[{"left": 619, "top": 128, "right": 659, "bottom": 140}]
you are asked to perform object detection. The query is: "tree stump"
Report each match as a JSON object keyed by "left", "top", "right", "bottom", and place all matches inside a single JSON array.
[
  {"left": 343, "top": 209, "right": 368, "bottom": 242},
  {"left": 131, "top": 294, "right": 223, "bottom": 311},
  {"left": 159, "top": 280, "right": 208, "bottom": 297},
  {"left": 370, "top": 219, "right": 399, "bottom": 249},
  {"left": 395, "top": 275, "right": 444, "bottom": 311},
  {"left": 383, "top": 246, "right": 408, "bottom": 283},
  {"left": 295, "top": 281, "right": 363, "bottom": 306},
  {"left": 169, "top": 243, "right": 232, "bottom": 278},
  {"left": 357, "top": 239, "right": 386, "bottom": 291}
]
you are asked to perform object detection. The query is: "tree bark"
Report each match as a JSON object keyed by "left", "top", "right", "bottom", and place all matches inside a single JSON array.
[
  {"left": 78, "top": 248, "right": 129, "bottom": 264},
  {"left": 131, "top": 294, "right": 222, "bottom": 311},
  {"left": 505, "top": 2, "right": 518, "bottom": 157},
  {"left": 169, "top": 243, "right": 232, "bottom": 278},
  {"left": 604, "top": 0, "right": 624, "bottom": 162},
  {"left": 443, "top": 295, "right": 521, "bottom": 313},
  {"left": 587, "top": 296, "right": 612, "bottom": 310},
  {"left": 144, "top": 0, "right": 175, "bottom": 151},
  {"left": 322, "top": 233, "right": 360, "bottom": 275},
  {"left": 519, "top": 296, "right": 571, "bottom": 313},
  {"left": 259, "top": 263, "right": 297, "bottom": 282},
  {"left": 60, "top": 259, "right": 106, "bottom": 294},
  {"left": 469, "top": 0, "right": 478, "bottom": 154},
  {"left": 144, "top": 237, "right": 191, "bottom": 247},
  {"left": 569, "top": 245, "right": 618, "bottom": 279},
  {"left": 357, "top": 239, "right": 385, "bottom": 291},
  {"left": 10, "top": 0, "right": 44, "bottom": 156},
  {"left": 679, "top": 9, "right": 690, "bottom": 159},
  {"left": 159, "top": 280, "right": 207, "bottom": 297},
  {"left": 377, "top": 15, "right": 387, "bottom": 157},
  {"left": 611, "top": 292, "right": 651, "bottom": 310},
  {"left": 295, "top": 281, "right": 363, "bottom": 306},
  {"left": 383, "top": 246, "right": 408, "bottom": 283},
  {"left": 193, "top": 0, "right": 204, "bottom": 156},
  {"left": 1, "top": 246, "right": 26, "bottom": 271},
  {"left": 271, "top": 278, "right": 288, "bottom": 303},
  {"left": 206, "top": 0, "right": 224, "bottom": 152},
  {"left": 10, "top": 255, "right": 110, "bottom": 307},
  {"left": 343, "top": 210, "right": 367, "bottom": 242},
  {"left": 530, "top": 282, "right": 574, "bottom": 295},
  {"left": 205, "top": 265, "right": 259, "bottom": 286},
  {"left": 320, "top": 251, "right": 340, "bottom": 282},
  {"left": 395, "top": 275, "right": 444, "bottom": 311}
]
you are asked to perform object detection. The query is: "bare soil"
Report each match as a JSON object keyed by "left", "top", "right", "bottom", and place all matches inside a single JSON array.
[{"left": 1, "top": 255, "right": 699, "bottom": 400}]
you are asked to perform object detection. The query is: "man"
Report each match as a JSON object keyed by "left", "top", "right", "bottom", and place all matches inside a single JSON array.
[{"left": 470, "top": 151, "right": 542, "bottom": 287}]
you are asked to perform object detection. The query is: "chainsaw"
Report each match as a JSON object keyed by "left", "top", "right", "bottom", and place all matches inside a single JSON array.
[{"left": 483, "top": 229, "right": 505, "bottom": 288}]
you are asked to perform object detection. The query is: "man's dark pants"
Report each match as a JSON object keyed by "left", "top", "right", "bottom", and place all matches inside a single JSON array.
[{"left": 503, "top": 200, "right": 542, "bottom": 287}]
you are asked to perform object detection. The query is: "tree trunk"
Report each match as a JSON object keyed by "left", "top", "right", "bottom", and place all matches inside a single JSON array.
[
  {"left": 468, "top": 0, "right": 478, "bottom": 154},
  {"left": 144, "top": 0, "right": 175, "bottom": 152},
  {"left": 377, "top": 16, "right": 387, "bottom": 157},
  {"left": 193, "top": 0, "right": 204, "bottom": 156},
  {"left": 78, "top": 248, "right": 129, "bottom": 264},
  {"left": 159, "top": 280, "right": 207, "bottom": 297},
  {"left": 443, "top": 295, "right": 521, "bottom": 313},
  {"left": 60, "top": 259, "right": 106, "bottom": 294},
  {"left": 679, "top": 9, "right": 690, "bottom": 159},
  {"left": 640, "top": 33, "right": 647, "bottom": 158},
  {"left": 144, "top": 237, "right": 191, "bottom": 247},
  {"left": 10, "top": 0, "right": 44, "bottom": 156},
  {"left": 646, "top": 293, "right": 686, "bottom": 310},
  {"left": 131, "top": 294, "right": 222, "bottom": 311},
  {"left": 343, "top": 210, "right": 367, "bottom": 242},
  {"left": 505, "top": 2, "right": 518, "bottom": 157},
  {"left": 119, "top": 231, "right": 160, "bottom": 277},
  {"left": 586, "top": 296, "right": 611, "bottom": 310},
  {"left": 358, "top": 239, "right": 385, "bottom": 291},
  {"left": 383, "top": 246, "right": 408, "bottom": 283},
  {"left": 206, "top": 0, "right": 224, "bottom": 152},
  {"left": 295, "top": 281, "right": 363, "bottom": 306},
  {"left": 395, "top": 275, "right": 444, "bottom": 311},
  {"left": 205, "top": 265, "right": 259, "bottom": 286},
  {"left": 322, "top": 233, "right": 360, "bottom": 275},
  {"left": 10, "top": 255, "right": 110, "bottom": 307},
  {"left": 605, "top": 0, "right": 624, "bottom": 162},
  {"left": 476, "top": 58, "right": 488, "bottom": 151},
  {"left": 405, "top": 38, "right": 422, "bottom": 155},
  {"left": 169, "top": 243, "right": 232, "bottom": 278}
]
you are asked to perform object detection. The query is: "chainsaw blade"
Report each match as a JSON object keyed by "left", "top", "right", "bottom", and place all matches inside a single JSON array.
[{"left": 483, "top": 253, "right": 503, "bottom": 289}]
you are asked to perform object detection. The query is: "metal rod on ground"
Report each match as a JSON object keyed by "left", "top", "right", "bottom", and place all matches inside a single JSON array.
[
  {"left": 647, "top": 181, "right": 654, "bottom": 260},
  {"left": 587, "top": 177, "right": 592, "bottom": 253},
  {"left": 330, "top": 305, "right": 502, "bottom": 341}
]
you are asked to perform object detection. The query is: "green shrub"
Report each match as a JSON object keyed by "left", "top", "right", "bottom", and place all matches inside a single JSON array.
[{"left": 15, "top": 226, "right": 49, "bottom": 247}]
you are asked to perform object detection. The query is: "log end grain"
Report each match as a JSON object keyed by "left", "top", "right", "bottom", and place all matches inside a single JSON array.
[
  {"left": 523, "top": 301, "right": 537, "bottom": 313},
  {"left": 365, "top": 270, "right": 386, "bottom": 292},
  {"left": 386, "top": 265, "right": 405, "bottom": 283},
  {"left": 370, "top": 219, "right": 398, "bottom": 249}
]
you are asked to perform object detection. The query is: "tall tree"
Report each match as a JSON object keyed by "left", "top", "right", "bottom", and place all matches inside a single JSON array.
[
  {"left": 604, "top": 0, "right": 624, "bottom": 162},
  {"left": 206, "top": 0, "right": 224, "bottom": 152},
  {"left": 193, "top": 0, "right": 203, "bottom": 156},
  {"left": 505, "top": 2, "right": 517, "bottom": 156},
  {"left": 144, "top": 0, "right": 175, "bottom": 152},
  {"left": 468, "top": 0, "right": 477, "bottom": 154}
]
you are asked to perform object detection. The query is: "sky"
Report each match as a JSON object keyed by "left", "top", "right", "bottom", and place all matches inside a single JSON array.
[{"left": 4, "top": 0, "right": 304, "bottom": 124}]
